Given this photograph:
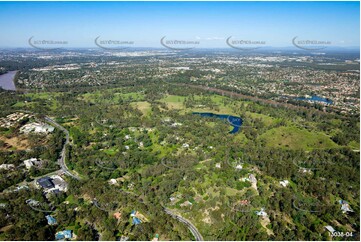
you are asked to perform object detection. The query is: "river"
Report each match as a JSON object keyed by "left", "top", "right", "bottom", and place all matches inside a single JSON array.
[
  {"left": 296, "top": 95, "right": 333, "bottom": 105},
  {"left": 0, "top": 71, "right": 17, "bottom": 91},
  {"left": 193, "top": 112, "right": 243, "bottom": 134}
]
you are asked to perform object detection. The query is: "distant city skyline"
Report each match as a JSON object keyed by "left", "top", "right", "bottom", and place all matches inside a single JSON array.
[{"left": 0, "top": 1, "right": 359, "bottom": 48}]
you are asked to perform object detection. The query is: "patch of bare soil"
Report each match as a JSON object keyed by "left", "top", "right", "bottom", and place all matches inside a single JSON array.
[{"left": 0, "top": 135, "right": 30, "bottom": 150}]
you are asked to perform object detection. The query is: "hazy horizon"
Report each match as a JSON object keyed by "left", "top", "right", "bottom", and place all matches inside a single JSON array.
[{"left": 0, "top": 1, "right": 359, "bottom": 49}]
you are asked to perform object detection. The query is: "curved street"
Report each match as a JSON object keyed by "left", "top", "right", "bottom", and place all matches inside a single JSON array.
[
  {"left": 44, "top": 116, "right": 81, "bottom": 180},
  {"left": 17, "top": 113, "right": 203, "bottom": 241},
  {"left": 164, "top": 208, "right": 204, "bottom": 241}
]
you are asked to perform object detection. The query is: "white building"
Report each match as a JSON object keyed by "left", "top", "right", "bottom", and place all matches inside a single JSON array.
[
  {"left": 23, "top": 158, "right": 42, "bottom": 169},
  {"left": 50, "top": 175, "right": 68, "bottom": 192},
  {"left": 0, "top": 164, "right": 15, "bottom": 170},
  {"left": 249, "top": 174, "right": 257, "bottom": 184},
  {"left": 182, "top": 143, "right": 189, "bottom": 148},
  {"left": 20, "top": 122, "right": 54, "bottom": 134},
  {"left": 171, "top": 122, "right": 182, "bottom": 127},
  {"left": 324, "top": 226, "right": 336, "bottom": 233},
  {"left": 235, "top": 164, "right": 243, "bottom": 170},
  {"left": 256, "top": 208, "right": 268, "bottom": 218},
  {"left": 280, "top": 180, "right": 289, "bottom": 187}
]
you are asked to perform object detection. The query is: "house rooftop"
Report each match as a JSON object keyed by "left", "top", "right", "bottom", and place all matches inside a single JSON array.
[
  {"left": 113, "top": 212, "right": 122, "bottom": 220},
  {"left": 45, "top": 215, "right": 57, "bottom": 225},
  {"left": 132, "top": 217, "right": 142, "bottom": 225},
  {"left": 55, "top": 230, "right": 72, "bottom": 240},
  {"left": 37, "top": 177, "right": 55, "bottom": 189},
  {"left": 324, "top": 225, "right": 336, "bottom": 233}
]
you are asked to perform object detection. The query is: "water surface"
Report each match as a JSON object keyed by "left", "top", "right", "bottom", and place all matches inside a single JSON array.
[
  {"left": 296, "top": 95, "right": 332, "bottom": 104},
  {"left": 193, "top": 112, "right": 242, "bottom": 134},
  {"left": 0, "top": 71, "right": 17, "bottom": 91}
]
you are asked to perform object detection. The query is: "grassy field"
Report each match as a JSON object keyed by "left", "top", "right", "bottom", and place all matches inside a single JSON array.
[
  {"left": 12, "top": 92, "right": 60, "bottom": 110},
  {"left": 246, "top": 112, "right": 278, "bottom": 126},
  {"left": 130, "top": 101, "right": 152, "bottom": 115},
  {"left": 258, "top": 126, "right": 339, "bottom": 150},
  {"left": 103, "top": 147, "right": 119, "bottom": 156},
  {"left": 155, "top": 94, "right": 349, "bottom": 151},
  {"left": 81, "top": 91, "right": 145, "bottom": 104},
  {"left": 159, "top": 94, "right": 238, "bottom": 115}
]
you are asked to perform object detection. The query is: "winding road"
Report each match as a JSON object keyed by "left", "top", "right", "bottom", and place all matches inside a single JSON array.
[
  {"left": 13, "top": 112, "right": 203, "bottom": 241},
  {"left": 164, "top": 208, "right": 204, "bottom": 241},
  {"left": 66, "top": 114, "right": 203, "bottom": 240},
  {"left": 44, "top": 116, "right": 81, "bottom": 180},
  {"left": 1, "top": 115, "right": 81, "bottom": 193}
]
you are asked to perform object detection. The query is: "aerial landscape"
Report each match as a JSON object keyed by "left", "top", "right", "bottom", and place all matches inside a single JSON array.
[{"left": 0, "top": 1, "right": 359, "bottom": 241}]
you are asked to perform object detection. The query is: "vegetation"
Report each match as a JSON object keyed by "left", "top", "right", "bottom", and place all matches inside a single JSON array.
[{"left": 0, "top": 59, "right": 359, "bottom": 240}]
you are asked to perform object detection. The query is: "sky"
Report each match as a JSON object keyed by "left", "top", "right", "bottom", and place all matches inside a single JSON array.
[{"left": 0, "top": 1, "right": 359, "bottom": 48}]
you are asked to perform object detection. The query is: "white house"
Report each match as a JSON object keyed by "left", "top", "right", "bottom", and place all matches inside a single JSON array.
[
  {"left": 324, "top": 226, "right": 336, "bottom": 233},
  {"left": 235, "top": 164, "right": 243, "bottom": 170},
  {"left": 256, "top": 208, "right": 268, "bottom": 218},
  {"left": 249, "top": 174, "right": 257, "bottom": 184},
  {"left": 0, "top": 164, "right": 15, "bottom": 170},
  {"left": 182, "top": 143, "right": 189, "bottom": 148},
  {"left": 280, "top": 180, "right": 289, "bottom": 187},
  {"left": 23, "top": 158, "right": 42, "bottom": 169},
  {"left": 50, "top": 175, "right": 68, "bottom": 192}
]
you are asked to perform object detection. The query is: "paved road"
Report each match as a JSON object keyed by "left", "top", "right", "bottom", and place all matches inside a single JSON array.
[
  {"left": 14, "top": 110, "right": 81, "bottom": 180},
  {"left": 92, "top": 199, "right": 112, "bottom": 212},
  {"left": 1, "top": 169, "right": 61, "bottom": 194},
  {"left": 164, "top": 208, "right": 204, "bottom": 241},
  {"left": 44, "top": 116, "right": 81, "bottom": 180},
  {"left": 19, "top": 112, "right": 203, "bottom": 240}
]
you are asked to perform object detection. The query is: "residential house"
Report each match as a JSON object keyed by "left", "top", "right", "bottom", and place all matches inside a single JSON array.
[
  {"left": 256, "top": 208, "right": 268, "bottom": 218},
  {"left": 113, "top": 212, "right": 122, "bottom": 220},
  {"left": 36, "top": 177, "right": 55, "bottom": 190},
  {"left": 280, "top": 180, "right": 289, "bottom": 187},
  {"left": 180, "top": 201, "right": 193, "bottom": 207},
  {"left": 235, "top": 164, "right": 243, "bottom": 170},
  {"left": 55, "top": 230, "right": 72, "bottom": 240},
  {"left": 182, "top": 143, "right": 189, "bottom": 148},
  {"left": 45, "top": 215, "right": 57, "bottom": 225},
  {"left": 23, "top": 158, "right": 43, "bottom": 170},
  {"left": 0, "top": 164, "right": 15, "bottom": 170},
  {"left": 152, "top": 234, "right": 159, "bottom": 241},
  {"left": 324, "top": 225, "right": 336, "bottom": 233},
  {"left": 249, "top": 174, "right": 257, "bottom": 184},
  {"left": 130, "top": 210, "right": 142, "bottom": 225},
  {"left": 339, "top": 200, "right": 354, "bottom": 213}
]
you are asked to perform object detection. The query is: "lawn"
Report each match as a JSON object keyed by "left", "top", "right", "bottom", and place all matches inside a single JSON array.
[
  {"left": 81, "top": 90, "right": 145, "bottom": 104},
  {"left": 65, "top": 194, "right": 78, "bottom": 204},
  {"left": 130, "top": 101, "right": 152, "bottom": 115},
  {"left": 103, "top": 147, "right": 118, "bottom": 156},
  {"left": 246, "top": 112, "right": 277, "bottom": 126},
  {"left": 159, "top": 94, "right": 238, "bottom": 115},
  {"left": 159, "top": 95, "right": 186, "bottom": 109}
]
